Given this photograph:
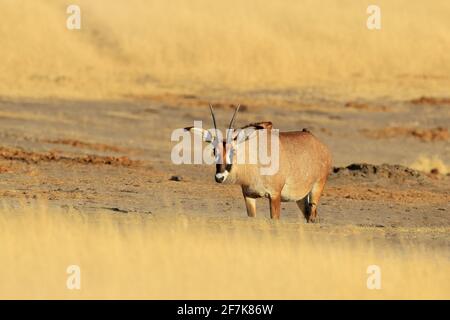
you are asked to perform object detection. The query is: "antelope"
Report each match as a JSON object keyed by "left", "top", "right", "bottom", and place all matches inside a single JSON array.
[{"left": 184, "top": 105, "right": 332, "bottom": 221}]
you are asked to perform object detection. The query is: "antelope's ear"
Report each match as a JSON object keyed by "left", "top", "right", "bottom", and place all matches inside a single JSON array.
[
  {"left": 184, "top": 127, "right": 215, "bottom": 143},
  {"left": 232, "top": 121, "right": 273, "bottom": 143},
  {"left": 242, "top": 121, "right": 273, "bottom": 130}
]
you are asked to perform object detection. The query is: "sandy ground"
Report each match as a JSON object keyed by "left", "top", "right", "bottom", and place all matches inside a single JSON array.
[{"left": 0, "top": 94, "right": 449, "bottom": 248}]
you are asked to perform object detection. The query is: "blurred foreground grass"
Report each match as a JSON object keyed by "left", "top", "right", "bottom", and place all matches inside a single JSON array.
[{"left": 0, "top": 201, "right": 448, "bottom": 299}]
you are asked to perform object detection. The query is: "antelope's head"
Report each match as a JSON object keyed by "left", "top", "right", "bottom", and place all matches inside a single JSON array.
[{"left": 184, "top": 105, "right": 272, "bottom": 184}]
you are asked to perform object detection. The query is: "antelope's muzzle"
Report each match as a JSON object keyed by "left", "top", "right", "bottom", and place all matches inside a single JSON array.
[{"left": 215, "top": 171, "right": 228, "bottom": 183}]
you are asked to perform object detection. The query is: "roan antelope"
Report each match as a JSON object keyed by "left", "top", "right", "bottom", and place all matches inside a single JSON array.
[{"left": 184, "top": 105, "right": 332, "bottom": 221}]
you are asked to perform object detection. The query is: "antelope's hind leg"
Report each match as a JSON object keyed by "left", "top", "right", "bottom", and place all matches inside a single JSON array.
[
  {"left": 307, "top": 179, "right": 327, "bottom": 223},
  {"left": 296, "top": 196, "right": 311, "bottom": 222}
]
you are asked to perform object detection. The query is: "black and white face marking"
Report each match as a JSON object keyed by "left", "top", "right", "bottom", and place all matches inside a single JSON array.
[{"left": 214, "top": 141, "right": 234, "bottom": 183}]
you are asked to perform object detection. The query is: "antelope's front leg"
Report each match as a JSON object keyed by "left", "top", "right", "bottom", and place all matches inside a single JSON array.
[
  {"left": 269, "top": 194, "right": 281, "bottom": 219},
  {"left": 242, "top": 188, "right": 256, "bottom": 217}
]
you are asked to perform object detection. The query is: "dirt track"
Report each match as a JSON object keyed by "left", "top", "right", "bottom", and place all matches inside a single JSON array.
[{"left": 0, "top": 95, "right": 448, "bottom": 246}]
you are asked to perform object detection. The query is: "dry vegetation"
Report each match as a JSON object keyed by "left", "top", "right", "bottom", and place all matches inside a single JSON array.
[
  {"left": 0, "top": 202, "right": 448, "bottom": 300},
  {"left": 410, "top": 155, "right": 449, "bottom": 175},
  {"left": 1, "top": 0, "right": 450, "bottom": 100},
  {"left": 0, "top": 1, "right": 449, "bottom": 300}
]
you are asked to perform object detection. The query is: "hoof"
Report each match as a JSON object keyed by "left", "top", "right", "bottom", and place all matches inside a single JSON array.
[{"left": 307, "top": 217, "right": 317, "bottom": 223}]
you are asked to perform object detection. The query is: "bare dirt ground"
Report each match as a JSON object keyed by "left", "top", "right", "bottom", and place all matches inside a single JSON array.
[{"left": 0, "top": 94, "right": 449, "bottom": 248}]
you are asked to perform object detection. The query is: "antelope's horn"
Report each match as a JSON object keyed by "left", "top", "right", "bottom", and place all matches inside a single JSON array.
[
  {"left": 228, "top": 104, "right": 240, "bottom": 131},
  {"left": 209, "top": 104, "right": 218, "bottom": 139}
]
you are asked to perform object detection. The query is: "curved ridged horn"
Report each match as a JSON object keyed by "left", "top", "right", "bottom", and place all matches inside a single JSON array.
[
  {"left": 228, "top": 104, "right": 240, "bottom": 131},
  {"left": 209, "top": 104, "right": 218, "bottom": 139}
]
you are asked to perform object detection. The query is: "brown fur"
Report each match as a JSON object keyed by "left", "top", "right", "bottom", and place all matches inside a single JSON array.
[{"left": 224, "top": 129, "right": 332, "bottom": 221}]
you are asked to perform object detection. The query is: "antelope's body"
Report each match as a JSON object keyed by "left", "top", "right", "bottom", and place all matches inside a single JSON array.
[
  {"left": 224, "top": 130, "right": 332, "bottom": 221},
  {"left": 185, "top": 105, "right": 332, "bottom": 221}
]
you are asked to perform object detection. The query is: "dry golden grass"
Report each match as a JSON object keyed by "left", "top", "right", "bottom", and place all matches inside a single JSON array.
[
  {"left": 1, "top": 0, "right": 450, "bottom": 100},
  {"left": 410, "top": 155, "right": 449, "bottom": 174},
  {"left": 0, "top": 201, "right": 448, "bottom": 299}
]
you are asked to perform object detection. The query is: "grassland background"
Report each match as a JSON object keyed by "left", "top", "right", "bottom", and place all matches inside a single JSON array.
[
  {"left": 1, "top": 202, "right": 449, "bottom": 299},
  {"left": 1, "top": 0, "right": 450, "bottom": 100}
]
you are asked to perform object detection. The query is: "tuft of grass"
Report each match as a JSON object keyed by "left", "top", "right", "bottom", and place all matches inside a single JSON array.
[
  {"left": 0, "top": 202, "right": 448, "bottom": 299},
  {"left": 410, "top": 155, "right": 449, "bottom": 174}
]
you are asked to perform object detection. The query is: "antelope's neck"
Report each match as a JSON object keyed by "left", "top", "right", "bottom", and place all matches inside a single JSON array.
[{"left": 228, "top": 164, "right": 257, "bottom": 186}]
